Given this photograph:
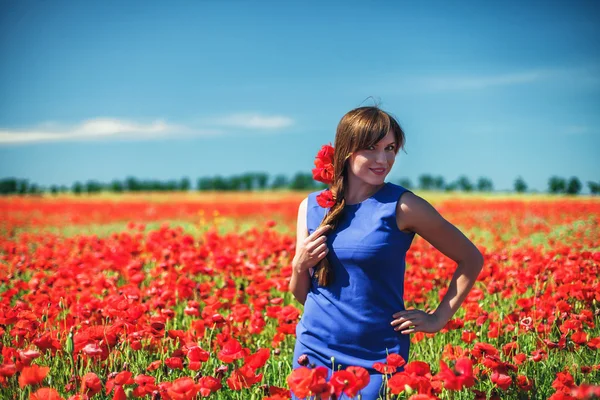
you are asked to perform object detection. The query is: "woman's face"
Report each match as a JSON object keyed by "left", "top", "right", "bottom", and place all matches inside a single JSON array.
[{"left": 347, "top": 130, "right": 397, "bottom": 185}]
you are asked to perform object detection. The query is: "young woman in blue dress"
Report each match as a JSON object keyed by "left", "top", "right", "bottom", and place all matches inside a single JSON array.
[{"left": 288, "top": 105, "right": 484, "bottom": 399}]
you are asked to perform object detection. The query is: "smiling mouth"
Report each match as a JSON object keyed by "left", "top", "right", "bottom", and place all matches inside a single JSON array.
[{"left": 371, "top": 168, "right": 386, "bottom": 173}]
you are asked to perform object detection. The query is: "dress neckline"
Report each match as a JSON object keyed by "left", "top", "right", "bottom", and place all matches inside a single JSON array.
[{"left": 344, "top": 182, "right": 389, "bottom": 208}]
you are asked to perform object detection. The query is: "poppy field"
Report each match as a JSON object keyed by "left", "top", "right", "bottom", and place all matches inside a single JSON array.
[{"left": 0, "top": 192, "right": 599, "bottom": 400}]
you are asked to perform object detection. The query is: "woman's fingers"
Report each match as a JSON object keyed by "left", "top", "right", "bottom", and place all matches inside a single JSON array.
[
  {"left": 306, "top": 235, "right": 328, "bottom": 252},
  {"left": 304, "top": 225, "right": 331, "bottom": 244},
  {"left": 394, "top": 320, "right": 417, "bottom": 331},
  {"left": 392, "top": 309, "right": 422, "bottom": 319},
  {"left": 316, "top": 248, "right": 329, "bottom": 260},
  {"left": 310, "top": 243, "right": 328, "bottom": 256},
  {"left": 391, "top": 312, "right": 423, "bottom": 325}
]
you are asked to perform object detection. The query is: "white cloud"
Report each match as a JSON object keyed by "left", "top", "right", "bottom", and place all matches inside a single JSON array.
[
  {"left": 209, "top": 113, "right": 294, "bottom": 129},
  {"left": 0, "top": 118, "right": 198, "bottom": 145},
  {"left": 0, "top": 112, "right": 295, "bottom": 145}
]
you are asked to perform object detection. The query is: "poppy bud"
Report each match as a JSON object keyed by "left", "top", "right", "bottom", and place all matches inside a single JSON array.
[
  {"left": 298, "top": 354, "right": 309, "bottom": 366},
  {"left": 215, "top": 365, "right": 228, "bottom": 379}
]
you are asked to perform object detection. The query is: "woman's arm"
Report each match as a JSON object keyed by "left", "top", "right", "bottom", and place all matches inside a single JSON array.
[
  {"left": 392, "top": 192, "right": 484, "bottom": 334},
  {"left": 289, "top": 198, "right": 311, "bottom": 305}
]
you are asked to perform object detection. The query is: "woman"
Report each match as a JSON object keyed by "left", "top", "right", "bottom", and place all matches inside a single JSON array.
[{"left": 288, "top": 106, "right": 484, "bottom": 399}]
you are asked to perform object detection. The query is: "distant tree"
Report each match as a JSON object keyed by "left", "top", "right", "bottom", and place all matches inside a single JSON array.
[
  {"left": 445, "top": 182, "right": 458, "bottom": 192},
  {"left": 588, "top": 181, "right": 600, "bottom": 195},
  {"left": 180, "top": 177, "right": 191, "bottom": 191},
  {"left": 228, "top": 175, "right": 243, "bottom": 191},
  {"left": 85, "top": 180, "right": 103, "bottom": 193},
  {"left": 212, "top": 176, "right": 230, "bottom": 191},
  {"left": 50, "top": 185, "right": 59, "bottom": 195},
  {"left": 433, "top": 176, "right": 445, "bottom": 191},
  {"left": 110, "top": 180, "right": 124, "bottom": 193},
  {"left": 256, "top": 173, "right": 269, "bottom": 190},
  {"left": 514, "top": 176, "right": 528, "bottom": 193},
  {"left": 240, "top": 173, "right": 254, "bottom": 191},
  {"left": 28, "top": 184, "right": 41, "bottom": 194},
  {"left": 197, "top": 177, "right": 215, "bottom": 191},
  {"left": 125, "top": 176, "right": 141, "bottom": 192},
  {"left": 290, "top": 172, "right": 316, "bottom": 190},
  {"left": 17, "top": 179, "right": 29, "bottom": 195},
  {"left": 271, "top": 174, "right": 289, "bottom": 189},
  {"left": 476, "top": 177, "right": 493, "bottom": 192},
  {"left": 457, "top": 175, "right": 473, "bottom": 192},
  {"left": 418, "top": 174, "right": 431, "bottom": 190},
  {"left": 548, "top": 176, "right": 567, "bottom": 194},
  {"left": 566, "top": 177, "right": 582, "bottom": 195},
  {"left": 164, "top": 180, "right": 177, "bottom": 191},
  {"left": 147, "top": 180, "right": 160, "bottom": 191},
  {"left": 397, "top": 178, "right": 412, "bottom": 189},
  {"left": 0, "top": 178, "right": 17, "bottom": 195},
  {"left": 72, "top": 181, "right": 83, "bottom": 195},
  {"left": 418, "top": 174, "right": 434, "bottom": 190}
]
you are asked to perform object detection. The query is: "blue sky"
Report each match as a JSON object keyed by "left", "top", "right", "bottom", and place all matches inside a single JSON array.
[{"left": 1, "top": 0, "right": 598, "bottom": 192}]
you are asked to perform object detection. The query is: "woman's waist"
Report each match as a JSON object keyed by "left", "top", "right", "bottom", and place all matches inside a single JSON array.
[
  {"left": 298, "top": 301, "right": 404, "bottom": 344},
  {"left": 296, "top": 318, "right": 409, "bottom": 368}
]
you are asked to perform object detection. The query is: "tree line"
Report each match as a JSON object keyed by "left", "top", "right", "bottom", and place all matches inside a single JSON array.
[{"left": 0, "top": 173, "right": 597, "bottom": 195}]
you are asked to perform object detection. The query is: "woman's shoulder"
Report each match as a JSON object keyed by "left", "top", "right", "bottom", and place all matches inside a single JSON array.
[{"left": 382, "top": 182, "right": 415, "bottom": 204}]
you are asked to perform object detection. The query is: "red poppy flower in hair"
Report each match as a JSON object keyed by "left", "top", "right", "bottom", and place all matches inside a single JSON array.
[{"left": 312, "top": 143, "right": 336, "bottom": 208}]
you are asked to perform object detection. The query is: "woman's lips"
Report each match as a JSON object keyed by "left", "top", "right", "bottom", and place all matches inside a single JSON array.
[{"left": 370, "top": 168, "right": 386, "bottom": 175}]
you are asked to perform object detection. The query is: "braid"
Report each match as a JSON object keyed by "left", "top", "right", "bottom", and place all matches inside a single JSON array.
[{"left": 314, "top": 172, "right": 347, "bottom": 286}]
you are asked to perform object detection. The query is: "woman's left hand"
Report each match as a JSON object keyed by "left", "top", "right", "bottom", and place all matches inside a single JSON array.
[{"left": 390, "top": 309, "right": 445, "bottom": 334}]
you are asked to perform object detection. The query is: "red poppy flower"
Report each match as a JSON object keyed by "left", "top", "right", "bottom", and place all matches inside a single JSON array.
[
  {"left": 132, "top": 374, "right": 158, "bottom": 397},
  {"left": 387, "top": 354, "right": 406, "bottom": 368},
  {"left": 434, "top": 358, "right": 475, "bottom": 391},
  {"left": 316, "top": 189, "right": 335, "bottom": 208},
  {"left": 516, "top": 375, "right": 533, "bottom": 391},
  {"left": 243, "top": 348, "right": 270, "bottom": 370},
  {"left": 187, "top": 346, "right": 210, "bottom": 371},
  {"left": 0, "top": 363, "right": 17, "bottom": 378},
  {"left": 312, "top": 144, "right": 335, "bottom": 185},
  {"left": 226, "top": 365, "right": 263, "bottom": 390},
  {"left": 388, "top": 372, "right": 415, "bottom": 395},
  {"left": 146, "top": 360, "right": 162, "bottom": 371},
  {"left": 165, "top": 357, "right": 184, "bottom": 370},
  {"left": 29, "top": 388, "right": 63, "bottom": 400},
  {"left": 330, "top": 370, "right": 359, "bottom": 398},
  {"left": 287, "top": 366, "right": 329, "bottom": 399},
  {"left": 167, "top": 377, "right": 200, "bottom": 400},
  {"left": 18, "top": 364, "right": 49, "bottom": 388},
  {"left": 373, "top": 362, "right": 397, "bottom": 374},
  {"left": 198, "top": 376, "right": 222, "bottom": 397},
  {"left": 287, "top": 367, "right": 312, "bottom": 399},
  {"left": 552, "top": 370, "right": 575, "bottom": 393},
  {"left": 346, "top": 366, "right": 370, "bottom": 392},
  {"left": 491, "top": 370, "right": 512, "bottom": 390},
  {"left": 81, "top": 372, "right": 102, "bottom": 397},
  {"left": 217, "top": 339, "right": 246, "bottom": 363}
]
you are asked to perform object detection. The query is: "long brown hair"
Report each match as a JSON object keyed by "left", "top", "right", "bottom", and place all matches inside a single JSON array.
[{"left": 313, "top": 106, "right": 406, "bottom": 286}]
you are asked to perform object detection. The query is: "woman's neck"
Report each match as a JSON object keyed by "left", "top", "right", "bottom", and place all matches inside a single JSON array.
[{"left": 344, "top": 175, "right": 386, "bottom": 205}]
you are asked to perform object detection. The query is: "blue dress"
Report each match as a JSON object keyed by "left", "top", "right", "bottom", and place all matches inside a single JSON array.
[{"left": 292, "top": 182, "right": 416, "bottom": 400}]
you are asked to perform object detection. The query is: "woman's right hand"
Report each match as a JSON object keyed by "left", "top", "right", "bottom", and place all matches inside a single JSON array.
[{"left": 293, "top": 224, "right": 332, "bottom": 273}]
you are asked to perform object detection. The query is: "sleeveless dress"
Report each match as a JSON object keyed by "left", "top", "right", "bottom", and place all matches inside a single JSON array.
[{"left": 292, "top": 182, "right": 416, "bottom": 400}]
